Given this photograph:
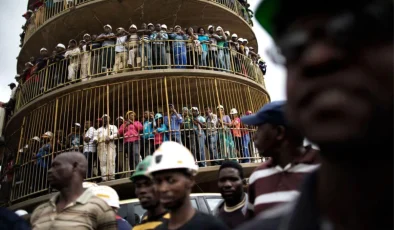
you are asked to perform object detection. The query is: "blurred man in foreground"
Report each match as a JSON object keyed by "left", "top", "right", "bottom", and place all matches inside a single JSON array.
[{"left": 239, "top": 0, "right": 393, "bottom": 229}]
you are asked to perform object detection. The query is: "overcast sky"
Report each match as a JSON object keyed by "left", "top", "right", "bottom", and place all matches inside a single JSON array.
[{"left": 0, "top": 0, "right": 286, "bottom": 103}]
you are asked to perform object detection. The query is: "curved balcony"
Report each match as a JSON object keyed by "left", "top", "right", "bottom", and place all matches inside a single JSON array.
[
  {"left": 8, "top": 71, "right": 269, "bottom": 204},
  {"left": 19, "top": 0, "right": 255, "bottom": 71},
  {"left": 14, "top": 40, "right": 266, "bottom": 112}
]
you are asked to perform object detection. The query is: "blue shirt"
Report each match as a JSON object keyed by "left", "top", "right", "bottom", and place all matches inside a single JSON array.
[
  {"left": 116, "top": 215, "right": 132, "bottom": 230},
  {"left": 143, "top": 120, "right": 155, "bottom": 139},
  {"left": 37, "top": 143, "right": 51, "bottom": 168},
  {"left": 193, "top": 115, "right": 206, "bottom": 131},
  {"left": 198, "top": 34, "right": 210, "bottom": 52},
  {"left": 164, "top": 114, "right": 183, "bottom": 135},
  {"left": 168, "top": 33, "right": 188, "bottom": 48}
]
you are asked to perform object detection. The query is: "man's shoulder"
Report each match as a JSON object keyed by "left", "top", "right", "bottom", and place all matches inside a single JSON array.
[
  {"left": 86, "top": 195, "right": 114, "bottom": 212},
  {"left": 235, "top": 201, "right": 295, "bottom": 230},
  {"left": 31, "top": 199, "right": 53, "bottom": 221}
]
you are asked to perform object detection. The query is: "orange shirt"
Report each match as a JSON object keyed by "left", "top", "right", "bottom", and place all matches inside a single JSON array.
[{"left": 231, "top": 117, "right": 241, "bottom": 137}]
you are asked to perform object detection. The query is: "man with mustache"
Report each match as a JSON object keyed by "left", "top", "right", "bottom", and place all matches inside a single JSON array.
[{"left": 130, "top": 156, "right": 169, "bottom": 230}]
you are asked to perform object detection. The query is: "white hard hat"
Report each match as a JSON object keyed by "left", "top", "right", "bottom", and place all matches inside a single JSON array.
[
  {"left": 148, "top": 141, "right": 199, "bottom": 176},
  {"left": 90, "top": 185, "right": 120, "bottom": 209},
  {"left": 230, "top": 108, "right": 238, "bottom": 114},
  {"left": 56, "top": 43, "right": 66, "bottom": 49},
  {"left": 231, "top": 33, "right": 238, "bottom": 38},
  {"left": 161, "top": 24, "right": 167, "bottom": 29},
  {"left": 15, "top": 210, "right": 28, "bottom": 217},
  {"left": 129, "top": 24, "right": 137, "bottom": 29},
  {"left": 224, "top": 31, "right": 230, "bottom": 36},
  {"left": 24, "top": 144, "right": 29, "bottom": 149},
  {"left": 116, "top": 116, "right": 124, "bottom": 121},
  {"left": 217, "top": 105, "right": 224, "bottom": 110},
  {"left": 238, "top": 38, "right": 244, "bottom": 42},
  {"left": 208, "top": 25, "right": 214, "bottom": 30},
  {"left": 117, "top": 27, "right": 125, "bottom": 31},
  {"left": 31, "top": 136, "right": 40, "bottom": 142},
  {"left": 174, "top": 25, "right": 181, "bottom": 29},
  {"left": 103, "top": 24, "right": 112, "bottom": 30},
  {"left": 83, "top": 33, "right": 91, "bottom": 38},
  {"left": 40, "top": 47, "right": 47, "bottom": 52},
  {"left": 19, "top": 148, "right": 23, "bottom": 153},
  {"left": 216, "top": 26, "right": 222, "bottom": 31},
  {"left": 83, "top": 182, "right": 98, "bottom": 189},
  {"left": 244, "top": 39, "right": 248, "bottom": 43},
  {"left": 42, "top": 131, "right": 53, "bottom": 138},
  {"left": 147, "top": 23, "right": 154, "bottom": 27},
  {"left": 75, "top": 123, "right": 81, "bottom": 127}
]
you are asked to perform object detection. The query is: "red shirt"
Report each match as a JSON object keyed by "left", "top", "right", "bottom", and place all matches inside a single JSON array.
[{"left": 118, "top": 121, "right": 143, "bottom": 143}]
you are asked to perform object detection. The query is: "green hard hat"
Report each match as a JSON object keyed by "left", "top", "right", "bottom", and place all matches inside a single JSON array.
[
  {"left": 130, "top": 155, "right": 153, "bottom": 181},
  {"left": 255, "top": 0, "right": 280, "bottom": 38}
]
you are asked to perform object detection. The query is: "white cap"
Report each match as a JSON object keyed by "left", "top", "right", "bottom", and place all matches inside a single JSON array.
[
  {"left": 216, "top": 26, "right": 222, "bottom": 31},
  {"left": 90, "top": 185, "right": 120, "bottom": 209},
  {"left": 42, "top": 131, "right": 53, "bottom": 138},
  {"left": 103, "top": 24, "right": 112, "bottom": 30},
  {"left": 231, "top": 33, "right": 238, "bottom": 38},
  {"left": 148, "top": 141, "right": 199, "bottom": 176},
  {"left": 116, "top": 116, "right": 124, "bottom": 121},
  {"left": 83, "top": 182, "right": 98, "bottom": 189},
  {"left": 117, "top": 27, "right": 125, "bottom": 31},
  {"left": 217, "top": 105, "right": 224, "bottom": 109},
  {"left": 243, "top": 39, "right": 248, "bottom": 43},
  {"left": 161, "top": 24, "right": 167, "bottom": 29},
  {"left": 208, "top": 25, "right": 214, "bottom": 30},
  {"left": 238, "top": 38, "right": 244, "bottom": 42},
  {"left": 40, "top": 47, "right": 47, "bottom": 52},
  {"left": 147, "top": 23, "right": 154, "bottom": 27},
  {"left": 224, "top": 31, "right": 230, "bottom": 35},
  {"left": 24, "top": 144, "right": 29, "bottom": 149},
  {"left": 56, "top": 43, "right": 66, "bottom": 49},
  {"left": 15, "top": 210, "right": 28, "bottom": 217},
  {"left": 174, "top": 25, "right": 181, "bottom": 29},
  {"left": 230, "top": 108, "right": 238, "bottom": 114},
  {"left": 129, "top": 24, "right": 137, "bottom": 29},
  {"left": 31, "top": 136, "right": 40, "bottom": 142},
  {"left": 75, "top": 123, "right": 81, "bottom": 127}
]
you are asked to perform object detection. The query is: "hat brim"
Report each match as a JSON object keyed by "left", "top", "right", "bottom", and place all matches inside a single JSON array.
[
  {"left": 255, "top": 0, "right": 280, "bottom": 38},
  {"left": 241, "top": 114, "right": 263, "bottom": 126},
  {"left": 130, "top": 172, "right": 151, "bottom": 181}
]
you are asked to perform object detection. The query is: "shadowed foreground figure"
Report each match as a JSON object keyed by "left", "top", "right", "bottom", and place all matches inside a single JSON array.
[
  {"left": 238, "top": 0, "right": 393, "bottom": 230},
  {"left": 30, "top": 151, "right": 117, "bottom": 230}
]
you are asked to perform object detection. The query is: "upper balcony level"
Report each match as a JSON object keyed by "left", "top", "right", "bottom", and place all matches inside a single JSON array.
[
  {"left": 19, "top": 0, "right": 256, "bottom": 72},
  {"left": 14, "top": 40, "right": 266, "bottom": 114}
]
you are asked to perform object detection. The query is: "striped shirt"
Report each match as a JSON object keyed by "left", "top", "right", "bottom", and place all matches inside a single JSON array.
[
  {"left": 31, "top": 189, "right": 117, "bottom": 230},
  {"left": 83, "top": 127, "right": 96, "bottom": 153},
  {"left": 133, "top": 212, "right": 170, "bottom": 230},
  {"left": 247, "top": 149, "right": 320, "bottom": 217}
]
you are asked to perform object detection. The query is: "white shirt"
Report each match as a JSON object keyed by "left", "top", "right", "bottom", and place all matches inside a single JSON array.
[
  {"left": 115, "top": 35, "right": 128, "bottom": 53},
  {"left": 205, "top": 113, "right": 218, "bottom": 135},
  {"left": 94, "top": 125, "right": 118, "bottom": 143},
  {"left": 65, "top": 47, "right": 81, "bottom": 64},
  {"left": 10, "top": 87, "right": 17, "bottom": 100},
  {"left": 83, "top": 127, "right": 96, "bottom": 153}
]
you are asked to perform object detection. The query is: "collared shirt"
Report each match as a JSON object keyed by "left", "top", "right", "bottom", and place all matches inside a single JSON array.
[
  {"left": 83, "top": 127, "right": 96, "bottom": 153},
  {"left": 237, "top": 171, "right": 336, "bottom": 230},
  {"left": 205, "top": 113, "right": 218, "bottom": 135},
  {"left": 150, "top": 31, "right": 169, "bottom": 44},
  {"left": 115, "top": 35, "right": 128, "bottom": 53},
  {"left": 94, "top": 125, "right": 118, "bottom": 147},
  {"left": 98, "top": 33, "right": 116, "bottom": 46},
  {"left": 164, "top": 114, "right": 183, "bottom": 135},
  {"left": 216, "top": 193, "right": 249, "bottom": 229},
  {"left": 30, "top": 189, "right": 117, "bottom": 230},
  {"left": 133, "top": 212, "right": 170, "bottom": 230},
  {"left": 247, "top": 149, "right": 320, "bottom": 217}
]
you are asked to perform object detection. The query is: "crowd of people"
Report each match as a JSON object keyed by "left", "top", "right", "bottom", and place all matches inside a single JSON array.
[{"left": 17, "top": 23, "right": 266, "bottom": 90}]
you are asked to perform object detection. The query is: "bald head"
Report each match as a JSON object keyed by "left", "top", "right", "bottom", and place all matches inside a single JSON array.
[{"left": 57, "top": 151, "right": 88, "bottom": 176}]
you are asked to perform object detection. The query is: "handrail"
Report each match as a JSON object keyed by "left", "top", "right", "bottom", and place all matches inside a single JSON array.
[
  {"left": 15, "top": 39, "right": 265, "bottom": 112},
  {"left": 23, "top": 0, "right": 253, "bottom": 44}
]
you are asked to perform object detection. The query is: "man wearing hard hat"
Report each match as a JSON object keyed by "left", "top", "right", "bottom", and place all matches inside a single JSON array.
[
  {"left": 148, "top": 142, "right": 229, "bottom": 230},
  {"left": 90, "top": 185, "right": 132, "bottom": 230},
  {"left": 131, "top": 156, "right": 169, "bottom": 230}
]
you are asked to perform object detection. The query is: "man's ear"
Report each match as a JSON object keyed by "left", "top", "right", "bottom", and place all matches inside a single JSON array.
[
  {"left": 186, "top": 175, "right": 196, "bottom": 189},
  {"left": 276, "top": 125, "right": 286, "bottom": 141},
  {"left": 242, "top": 178, "right": 247, "bottom": 186}
]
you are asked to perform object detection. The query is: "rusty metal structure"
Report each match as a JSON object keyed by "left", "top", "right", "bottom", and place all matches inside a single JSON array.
[{"left": 4, "top": 0, "right": 269, "bottom": 211}]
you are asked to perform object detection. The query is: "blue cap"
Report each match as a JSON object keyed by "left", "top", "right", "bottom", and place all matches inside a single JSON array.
[{"left": 241, "top": 101, "right": 288, "bottom": 126}]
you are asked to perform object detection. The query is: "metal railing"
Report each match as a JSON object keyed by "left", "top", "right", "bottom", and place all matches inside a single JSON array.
[
  {"left": 23, "top": 0, "right": 253, "bottom": 44},
  {"left": 10, "top": 76, "right": 269, "bottom": 202},
  {"left": 15, "top": 40, "right": 265, "bottom": 111}
]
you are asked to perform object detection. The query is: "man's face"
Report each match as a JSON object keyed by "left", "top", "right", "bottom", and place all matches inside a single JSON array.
[
  {"left": 40, "top": 50, "right": 48, "bottom": 56},
  {"left": 155, "top": 24, "right": 161, "bottom": 31},
  {"left": 284, "top": 17, "right": 393, "bottom": 147},
  {"left": 134, "top": 177, "right": 160, "bottom": 210},
  {"left": 92, "top": 34, "right": 97, "bottom": 40},
  {"left": 104, "top": 27, "right": 111, "bottom": 33},
  {"left": 84, "top": 36, "right": 91, "bottom": 42},
  {"left": 69, "top": 42, "right": 76, "bottom": 48},
  {"left": 175, "top": 27, "right": 181, "bottom": 33},
  {"left": 192, "top": 110, "right": 198, "bottom": 117},
  {"left": 84, "top": 121, "right": 91, "bottom": 128},
  {"left": 253, "top": 123, "right": 280, "bottom": 157},
  {"left": 209, "top": 27, "right": 214, "bottom": 33},
  {"left": 129, "top": 28, "right": 137, "bottom": 33},
  {"left": 205, "top": 108, "right": 211, "bottom": 116},
  {"left": 141, "top": 23, "right": 147, "bottom": 29},
  {"left": 232, "top": 37, "right": 237, "bottom": 42},
  {"left": 153, "top": 170, "right": 192, "bottom": 210},
  {"left": 103, "top": 117, "right": 108, "bottom": 125},
  {"left": 144, "top": 111, "right": 149, "bottom": 119},
  {"left": 48, "top": 155, "right": 73, "bottom": 190},
  {"left": 218, "top": 168, "right": 243, "bottom": 201},
  {"left": 118, "top": 119, "right": 124, "bottom": 125},
  {"left": 148, "top": 25, "right": 154, "bottom": 31}
]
